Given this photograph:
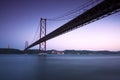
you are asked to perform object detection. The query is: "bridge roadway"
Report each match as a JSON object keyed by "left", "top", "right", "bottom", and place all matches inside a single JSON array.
[{"left": 24, "top": 0, "right": 120, "bottom": 51}]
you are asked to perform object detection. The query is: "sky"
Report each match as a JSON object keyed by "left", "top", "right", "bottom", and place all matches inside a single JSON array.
[{"left": 0, "top": 0, "right": 120, "bottom": 51}]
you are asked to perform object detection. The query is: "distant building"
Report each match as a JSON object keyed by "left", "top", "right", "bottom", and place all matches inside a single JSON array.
[{"left": 52, "top": 50, "right": 64, "bottom": 54}]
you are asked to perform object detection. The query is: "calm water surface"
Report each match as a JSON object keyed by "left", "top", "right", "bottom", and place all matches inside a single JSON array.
[{"left": 0, "top": 54, "right": 120, "bottom": 80}]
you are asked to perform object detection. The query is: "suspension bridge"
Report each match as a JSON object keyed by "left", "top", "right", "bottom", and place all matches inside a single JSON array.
[{"left": 24, "top": 0, "right": 120, "bottom": 53}]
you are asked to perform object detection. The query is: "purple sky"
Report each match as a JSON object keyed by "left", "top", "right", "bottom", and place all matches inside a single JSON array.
[{"left": 0, "top": 0, "right": 120, "bottom": 51}]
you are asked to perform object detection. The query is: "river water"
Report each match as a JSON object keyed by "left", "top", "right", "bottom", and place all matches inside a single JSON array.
[{"left": 0, "top": 54, "right": 120, "bottom": 80}]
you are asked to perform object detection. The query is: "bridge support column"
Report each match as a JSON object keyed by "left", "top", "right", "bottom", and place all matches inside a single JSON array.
[
  {"left": 39, "top": 18, "right": 47, "bottom": 55},
  {"left": 25, "top": 41, "right": 29, "bottom": 49},
  {"left": 25, "top": 41, "right": 29, "bottom": 53}
]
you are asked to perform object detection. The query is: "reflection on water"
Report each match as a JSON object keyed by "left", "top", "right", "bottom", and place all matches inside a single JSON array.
[{"left": 0, "top": 54, "right": 120, "bottom": 80}]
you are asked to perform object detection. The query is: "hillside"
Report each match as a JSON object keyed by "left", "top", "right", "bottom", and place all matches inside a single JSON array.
[{"left": 0, "top": 48, "right": 23, "bottom": 54}]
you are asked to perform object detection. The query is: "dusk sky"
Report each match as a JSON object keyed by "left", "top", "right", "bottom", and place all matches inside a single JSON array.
[{"left": 0, "top": 0, "right": 120, "bottom": 51}]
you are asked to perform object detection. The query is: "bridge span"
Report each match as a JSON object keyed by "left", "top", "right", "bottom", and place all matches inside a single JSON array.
[{"left": 24, "top": 0, "right": 120, "bottom": 51}]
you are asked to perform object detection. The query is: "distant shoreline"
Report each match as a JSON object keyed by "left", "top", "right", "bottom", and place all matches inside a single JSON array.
[{"left": 0, "top": 48, "right": 120, "bottom": 55}]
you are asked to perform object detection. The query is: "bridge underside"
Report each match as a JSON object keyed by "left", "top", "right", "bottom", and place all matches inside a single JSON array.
[{"left": 24, "top": 0, "right": 120, "bottom": 51}]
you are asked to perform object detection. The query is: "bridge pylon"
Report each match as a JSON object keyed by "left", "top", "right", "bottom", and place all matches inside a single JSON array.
[
  {"left": 24, "top": 41, "right": 29, "bottom": 53},
  {"left": 39, "top": 18, "right": 47, "bottom": 55},
  {"left": 25, "top": 41, "right": 29, "bottom": 49},
  {"left": 8, "top": 43, "right": 10, "bottom": 49}
]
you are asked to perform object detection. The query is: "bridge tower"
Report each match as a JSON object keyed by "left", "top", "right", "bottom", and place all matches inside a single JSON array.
[
  {"left": 24, "top": 41, "right": 29, "bottom": 53},
  {"left": 25, "top": 41, "right": 28, "bottom": 50},
  {"left": 8, "top": 43, "right": 10, "bottom": 48},
  {"left": 39, "top": 18, "right": 47, "bottom": 54}
]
